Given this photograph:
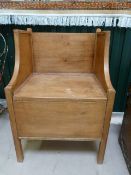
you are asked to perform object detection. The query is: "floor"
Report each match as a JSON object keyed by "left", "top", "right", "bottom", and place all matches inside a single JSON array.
[{"left": 0, "top": 111, "right": 129, "bottom": 175}]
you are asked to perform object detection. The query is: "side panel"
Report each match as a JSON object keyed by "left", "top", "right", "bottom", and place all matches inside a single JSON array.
[{"left": 13, "top": 31, "right": 33, "bottom": 89}]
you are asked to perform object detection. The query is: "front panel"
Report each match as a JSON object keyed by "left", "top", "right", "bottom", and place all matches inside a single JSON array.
[{"left": 14, "top": 100, "right": 106, "bottom": 140}]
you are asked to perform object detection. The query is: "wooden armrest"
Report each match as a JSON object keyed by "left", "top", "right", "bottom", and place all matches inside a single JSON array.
[
  {"left": 93, "top": 29, "right": 115, "bottom": 94},
  {"left": 5, "top": 29, "right": 33, "bottom": 94}
]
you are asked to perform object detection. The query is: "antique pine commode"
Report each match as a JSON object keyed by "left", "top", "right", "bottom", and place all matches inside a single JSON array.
[{"left": 5, "top": 28, "right": 115, "bottom": 163}]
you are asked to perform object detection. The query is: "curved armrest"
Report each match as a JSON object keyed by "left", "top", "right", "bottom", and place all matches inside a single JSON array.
[
  {"left": 93, "top": 29, "right": 115, "bottom": 94},
  {"left": 5, "top": 29, "right": 33, "bottom": 94}
]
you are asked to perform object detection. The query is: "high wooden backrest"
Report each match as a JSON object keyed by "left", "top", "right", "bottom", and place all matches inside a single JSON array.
[
  {"left": 32, "top": 33, "right": 96, "bottom": 73},
  {"left": 13, "top": 29, "right": 110, "bottom": 82}
]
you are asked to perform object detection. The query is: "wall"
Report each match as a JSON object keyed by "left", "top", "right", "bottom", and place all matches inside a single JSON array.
[{"left": 0, "top": 25, "right": 131, "bottom": 112}]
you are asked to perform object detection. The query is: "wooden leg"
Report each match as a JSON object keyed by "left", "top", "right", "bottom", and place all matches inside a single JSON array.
[
  {"left": 97, "top": 138, "right": 108, "bottom": 164},
  {"left": 97, "top": 90, "right": 115, "bottom": 164},
  {"left": 14, "top": 137, "right": 24, "bottom": 162},
  {"left": 5, "top": 89, "right": 24, "bottom": 162}
]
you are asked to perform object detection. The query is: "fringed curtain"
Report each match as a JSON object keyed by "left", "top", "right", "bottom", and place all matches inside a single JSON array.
[{"left": 0, "top": 13, "right": 131, "bottom": 27}]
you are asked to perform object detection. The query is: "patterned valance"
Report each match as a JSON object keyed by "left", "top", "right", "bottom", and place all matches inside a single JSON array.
[
  {"left": 0, "top": 1, "right": 131, "bottom": 10},
  {"left": 0, "top": 10, "right": 131, "bottom": 28}
]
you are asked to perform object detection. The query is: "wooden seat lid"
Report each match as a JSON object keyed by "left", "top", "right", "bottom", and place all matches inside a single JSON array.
[{"left": 14, "top": 73, "right": 107, "bottom": 101}]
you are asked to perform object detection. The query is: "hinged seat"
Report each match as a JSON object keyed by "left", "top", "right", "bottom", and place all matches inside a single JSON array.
[{"left": 14, "top": 73, "right": 107, "bottom": 101}]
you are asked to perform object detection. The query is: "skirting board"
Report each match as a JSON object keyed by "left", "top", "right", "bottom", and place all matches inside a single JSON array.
[
  {"left": 0, "top": 99, "right": 124, "bottom": 125},
  {"left": 111, "top": 112, "right": 124, "bottom": 125}
]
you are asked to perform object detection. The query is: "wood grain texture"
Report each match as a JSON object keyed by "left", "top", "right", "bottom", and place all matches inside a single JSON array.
[
  {"left": 5, "top": 29, "right": 115, "bottom": 163},
  {"left": 32, "top": 33, "right": 95, "bottom": 73},
  {"left": 4, "top": 29, "right": 34, "bottom": 162},
  {"left": 97, "top": 89, "right": 115, "bottom": 164},
  {"left": 14, "top": 100, "right": 106, "bottom": 139},
  {"left": 93, "top": 30, "right": 115, "bottom": 93},
  {"left": 93, "top": 30, "right": 116, "bottom": 163},
  {"left": 4, "top": 87, "right": 24, "bottom": 162},
  {"left": 14, "top": 73, "right": 107, "bottom": 101},
  {"left": 5, "top": 30, "right": 33, "bottom": 91}
]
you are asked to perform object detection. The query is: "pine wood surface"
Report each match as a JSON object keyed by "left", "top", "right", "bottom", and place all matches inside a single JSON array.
[
  {"left": 14, "top": 73, "right": 107, "bottom": 101},
  {"left": 32, "top": 33, "right": 95, "bottom": 73},
  {"left": 14, "top": 100, "right": 106, "bottom": 139},
  {"left": 5, "top": 28, "right": 115, "bottom": 163}
]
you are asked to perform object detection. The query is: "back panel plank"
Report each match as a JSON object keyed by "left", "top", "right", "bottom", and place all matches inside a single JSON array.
[{"left": 32, "top": 33, "right": 95, "bottom": 73}]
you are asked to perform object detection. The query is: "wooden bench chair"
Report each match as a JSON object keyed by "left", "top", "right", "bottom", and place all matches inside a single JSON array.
[{"left": 5, "top": 28, "right": 115, "bottom": 163}]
